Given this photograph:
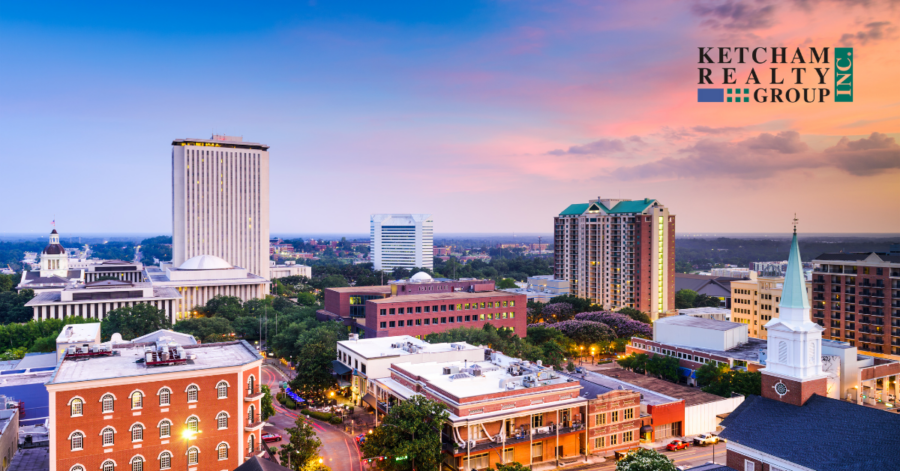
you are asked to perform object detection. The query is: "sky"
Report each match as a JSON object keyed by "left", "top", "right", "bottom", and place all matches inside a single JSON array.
[{"left": 1, "top": 0, "right": 898, "bottom": 236}]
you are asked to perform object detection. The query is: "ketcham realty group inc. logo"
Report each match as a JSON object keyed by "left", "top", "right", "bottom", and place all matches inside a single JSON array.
[{"left": 697, "top": 47, "right": 853, "bottom": 103}]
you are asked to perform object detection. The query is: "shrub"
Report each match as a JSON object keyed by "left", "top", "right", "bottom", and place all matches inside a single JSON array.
[{"left": 329, "top": 415, "right": 343, "bottom": 425}]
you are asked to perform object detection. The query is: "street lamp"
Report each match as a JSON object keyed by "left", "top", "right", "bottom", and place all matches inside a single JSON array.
[{"left": 183, "top": 430, "right": 198, "bottom": 469}]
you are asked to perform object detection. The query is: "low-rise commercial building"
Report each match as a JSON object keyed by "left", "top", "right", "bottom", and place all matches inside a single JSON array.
[
  {"left": 677, "top": 307, "right": 731, "bottom": 321},
  {"left": 83, "top": 261, "right": 145, "bottom": 283},
  {"left": 26, "top": 280, "right": 181, "bottom": 323},
  {"left": 46, "top": 337, "right": 264, "bottom": 471},
  {"left": 335, "top": 335, "right": 483, "bottom": 407},
  {"left": 730, "top": 276, "right": 812, "bottom": 339},
  {"left": 268, "top": 260, "right": 311, "bottom": 279}
]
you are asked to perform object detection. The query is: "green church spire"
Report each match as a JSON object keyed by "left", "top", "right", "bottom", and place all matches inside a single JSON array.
[{"left": 780, "top": 215, "right": 810, "bottom": 310}]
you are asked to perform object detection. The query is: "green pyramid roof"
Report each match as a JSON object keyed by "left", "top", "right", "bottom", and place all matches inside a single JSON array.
[{"left": 780, "top": 230, "right": 810, "bottom": 310}]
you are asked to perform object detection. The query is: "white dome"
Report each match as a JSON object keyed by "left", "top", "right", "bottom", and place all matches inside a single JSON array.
[
  {"left": 178, "top": 255, "right": 233, "bottom": 270},
  {"left": 410, "top": 272, "right": 433, "bottom": 282}
]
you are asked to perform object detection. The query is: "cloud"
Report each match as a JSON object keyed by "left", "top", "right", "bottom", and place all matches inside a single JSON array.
[
  {"left": 691, "top": 125, "right": 744, "bottom": 134},
  {"left": 824, "top": 132, "right": 900, "bottom": 175},
  {"left": 548, "top": 136, "right": 643, "bottom": 156},
  {"left": 691, "top": 1, "right": 777, "bottom": 30},
  {"left": 840, "top": 21, "right": 893, "bottom": 45},
  {"left": 609, "top": 131, "right": 900, "bottom": 181}
]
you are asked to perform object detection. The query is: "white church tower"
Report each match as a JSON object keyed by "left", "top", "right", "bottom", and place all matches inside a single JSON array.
[
  {"left": 40, "top": 229, "right": 70, "bottom": 277},
  {"left": 761, "top": 218, "right": 829, "bottom": 406}
]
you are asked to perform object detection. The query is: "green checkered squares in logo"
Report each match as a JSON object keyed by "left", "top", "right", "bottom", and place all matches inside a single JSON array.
[{"left": 726, "top": 88, "right": 750, "bottom": 103}]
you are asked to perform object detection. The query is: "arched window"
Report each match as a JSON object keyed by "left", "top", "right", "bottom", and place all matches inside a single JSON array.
[
  {"left": 248, "top": 405, "right": 256, "bottom": 424},
  {"left": 70, "top": 466, "right": 85, "bottom": 471},
  {"left": 101, "top": 427, "right": 115, "bottom": 446},
  {"left": 131, "top": 392, "right": 142, "bottom": 409},
  {"left": 187, "top": 447, "right": 199, "bottom": 466},
  {"left": 186, "top": 416, "right": 199, "bottom": 433},
  {"left": 131, "top": 424, "right": 143, "bottom": 442},
  {"left": 70, "top": 398, "right": 83, "bottom": 417},
  {"left": 216, "top": 412, "right": 228, "bottom": 429},
  {"left": 101, "top": 394, "right": 115, "bottom": 413},
  {"left": 69, "top": 431, "right": 84, "bottom": 451},
  {"left": 217, "top": 443, "right": 228, "bottom": 460},
  {"left": 186, "top": 385, "right": 199, "bottom": 402},
  {"left": 158, "top": 388, "right": 171, "bottom": 406},
  {"left": 159, "top": 452, "right": 172, "bottom": 470},
  {"left": 248, "top": 434, "right": 256, "bottom": 453},
  {"left": 247, "top": 375, "right": 256, "bottom": 394},
  {"left": 158, "top": 420, "right": 172, "bottom": 438},
  {"left": 216, "top": 381, "right": 228, "bottom": 399},
  {"left": 101, "top": 460, "right": 115, "bottom": 471},
  {"left": 130, "top": 456, "right": 143, "bottom": 471}
]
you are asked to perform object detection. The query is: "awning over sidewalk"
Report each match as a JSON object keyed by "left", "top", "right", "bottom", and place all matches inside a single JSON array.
[
  {"left": 362, "top": 393, "right": 378, "bottom": 409},
  {"left": 331, "top": 360, "right": 352, "bottom": 375}
]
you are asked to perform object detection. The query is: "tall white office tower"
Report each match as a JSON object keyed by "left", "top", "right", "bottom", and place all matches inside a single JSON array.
[
  {"left": 370, "top": 214, "right": 433, "bottom": 272},
  {"left": 172, "top": 135, "right": 270, "bottom": 279}
]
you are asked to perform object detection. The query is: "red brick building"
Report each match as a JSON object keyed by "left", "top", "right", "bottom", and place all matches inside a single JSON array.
[
  {"left": 317, "top": 277, "right": 526, "bottom": 338},
  {"left": 46, "top": 339, "right": 264, "bottom": 471}
]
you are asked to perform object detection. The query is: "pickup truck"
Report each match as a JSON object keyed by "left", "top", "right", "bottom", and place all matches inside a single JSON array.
[{"left": 693, "top": 434, "right": 722, "bottom": 446}]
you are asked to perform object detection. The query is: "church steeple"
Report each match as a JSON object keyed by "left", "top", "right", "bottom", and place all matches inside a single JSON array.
[{"left": 780, "top": 214, "right": 810, "bottom": 314}]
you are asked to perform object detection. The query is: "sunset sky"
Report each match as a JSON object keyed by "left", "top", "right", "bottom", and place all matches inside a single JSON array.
[{"left": 1, "top": 0, "right": 898, "bottom": 235}]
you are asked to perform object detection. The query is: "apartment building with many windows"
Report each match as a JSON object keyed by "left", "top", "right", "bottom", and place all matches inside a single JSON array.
[
  {"left": 811, "top": 246, "right": 900, "bottom": 356},
  {"left": 46, "top": 337, "right": 264, "bottom": 471},
  {"left": 370, "top": 214, "right": 434, "bottom": 271},
  {"left": 730, "top": 276, "right": 812, "bottom": 339},
  {"left": 554, "top": 198, "right": 675, "bottom": 319}
]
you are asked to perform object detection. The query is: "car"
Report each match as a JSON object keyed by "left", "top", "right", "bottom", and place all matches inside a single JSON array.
[
  {"left": 693, "top": 433, "right": 721, "bottom": 446},
  {"left": 355, "top": 434, "right": 367, "bottom": 445},
  {"left": 666, "top": 439, "right": 691, "bottom": 451},
  {"left": 262, "top": 433, "right": 282, "bottom": 443}
]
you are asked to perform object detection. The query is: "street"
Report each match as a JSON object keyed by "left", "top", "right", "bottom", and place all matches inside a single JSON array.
[{"left": 261, "top": 363, "right": 363, "bottom": 471}]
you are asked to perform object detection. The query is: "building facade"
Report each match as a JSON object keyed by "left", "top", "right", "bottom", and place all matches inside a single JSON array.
[
  {"left": 46, "top": 339, "right": 265, "bottom": 471},
  {"left": 730, "top": 276, "right": 812, "bottom": 340},
  {"left": 83, "top": 261, "right": 145, "bottom": 283},
  {"left": 268, "top": 261, "right": 312, "bottom": 280},
  {"left": 27, "top": 280, "right": 181, "bottom": 323},
  {"left": 554, "top": 198, "right": 675, "bottom": 319},
  {"left": 811, "top": 248, "right": 900, "bottom": 356},
  {"left": 17, "top": 230, "right": 85, "bottom": 293},
  {"left": 172, "top": 136, "right": 270, "bottom": 279},
  {"left": 370, "top": 214, "right": 433, "bottom": 271},
  {"left": 147, "top": 255, "right": 269, "bottom": 321}
]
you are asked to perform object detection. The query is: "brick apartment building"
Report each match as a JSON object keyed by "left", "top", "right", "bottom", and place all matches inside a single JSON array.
[
  {"left": 46, "top": 338, "right": 264, "bottom": 471},
  {"left": 317, "top": 275, "right": 526, "bottom": 338},
  {"left": 554, "top": 198, "right": 675, "bottom": 319},
  {"left": 372, "top": 352, "right": 642, "bottom": 469},
  {"left": 811, "top": 247, "right": 900, "bottom": 356}
]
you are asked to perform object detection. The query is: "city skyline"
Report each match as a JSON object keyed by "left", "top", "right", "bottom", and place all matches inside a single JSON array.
[{"left": 2, "top": 1, "right": 899, "bottom": 235}]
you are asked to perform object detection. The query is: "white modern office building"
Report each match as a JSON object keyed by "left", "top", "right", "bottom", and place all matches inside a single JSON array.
[
  {"left": 172, "top": 135, "right": 270, "bottom": 279},
  {"left": 370, "top": 214, "right": 433, "bottom": 271}
]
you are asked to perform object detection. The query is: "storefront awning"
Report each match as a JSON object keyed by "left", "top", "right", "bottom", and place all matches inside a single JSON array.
[
  {"left": 331, "top": 360, "right": 352, "bottom": 375},
  {"left": 362, "top": 393, "right": 378, "bottom": 409}
]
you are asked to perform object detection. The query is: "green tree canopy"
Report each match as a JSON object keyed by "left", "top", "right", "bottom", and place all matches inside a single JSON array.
[
  {"left": 496, "top": 278, "right": 518, "bottom": 289},
  {"left": 616, "top": 307, "right": 651, "bottom": 324},
  {"left": 616, "top": 448, "right": 678, "bottom": 471},
  {"left": 547, "top": 294, "right": 604, "bottom": 313},
  {"left": 279, "top": 415, "right": 324, "bottom": 471},
  {"left": 173, "top": 317, "right": 234, "bottom": 343},
  {"left": 675, "top": 289, "right": 698, "bottom": 309},
  {"left": 100, "top": 304, "right": 169, "bottom": 341},
  {"left": 360, "top": 395, "right": 449, "bottom": 471},
  {"left": 0, "top": 289, "right": 35, "bottom": 324},
  {"left": 287, "top": 322, "right": 347, "bottom": 403}
]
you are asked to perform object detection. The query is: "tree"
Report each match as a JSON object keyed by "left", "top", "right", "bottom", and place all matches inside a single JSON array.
[
  {"left": 289, "top": 323, "right": 347, "bottom": 403},
  {"left": 548, "top": 294, "right": 603, "bottom": 313},
  {"left": 496, "top": 278, "right": 518, "bottom": 289},
  {"left": 696, "top": 363, "right": 733, "bottom": 397},
  {"left": 201, "top": 295, "right": 245, "bottom": 321},
  {"left": 616, "top": 448, "right": 677, "bottom": 471},
  {"left": 360, "top": 395, "right": 449, "bottom": 471},
  {"left": 279, "top": 415, "right": 323, "bottom": 471},
  {"left": 694, "top": 293, "right": 722, "bottom": 308},
  {"left": 296, "top": 292, "right": 317, "bottom": 306},
  {"left": 261, "top": 384, "right": 277, "bottom": 420},
  {"left": 675, "top": 289, "right": 698, "bottom": 309},
  {"left": 28, "top": 335, "right": 57, "bottom": 353},
  {"left": 0, "top": 289, "right": 35, "bottom": 324},
  {"left": 174, "top": 317, "right": 234, "bottom": 343},
  {"left": 100, "top": 304, "right": 169, "bottom": 341},
  {"left": 645, "top": 355, "right": 679, "bottom": 382},
  {"left": 616, "top": 307, "right": 651, "bottom": 324}
]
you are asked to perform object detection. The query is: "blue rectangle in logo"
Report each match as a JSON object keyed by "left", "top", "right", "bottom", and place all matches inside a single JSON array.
[{"left": 698, "top": 89, "right": 724, "bottom": 102}]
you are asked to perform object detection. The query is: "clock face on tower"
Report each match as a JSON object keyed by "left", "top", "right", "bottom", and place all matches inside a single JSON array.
[{"left": 774, "top": 381, "right": 789, "bottom": 397}]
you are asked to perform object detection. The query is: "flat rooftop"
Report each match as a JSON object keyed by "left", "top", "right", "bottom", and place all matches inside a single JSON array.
[
  {"left": 172, "top": 137, "right": 269, "bottom": 150},
  {"left": 49, "top": 340, "right": 260, "bottom": 385},
  {"left": 338, "top": 336, "right": 481, "bottom": 359},
  {"left": 653, "top": 337, "right": 766, "bottom": 363},
  {"left": 678, "top": 307, "right": 732, "bottom": 315},
  {"left": 594, "top": 367, "right": 726, "bottom": 406},
  {"left": 326, "top": 286, "right": 392, "bottom": 294},
  {"left": 27, "top": 286, "right": 181, "bottom": 306},
  {"left": 56, "top": 323, "right": 100, "bottom": 344},
  {"left": 145, "top": 266, "right": 269, "bottom": 285},
  {"left": 370, "top": 290, "right": 521, "bottom": 304},
  {"left": 656, "top": 316, "right": 745, "bottom": 331},
  {"left": 392, "top": 353, "right": 579, "bottom": 401}
]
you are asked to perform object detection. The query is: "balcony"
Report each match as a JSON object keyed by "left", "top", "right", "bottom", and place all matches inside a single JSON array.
[
  {"left": 245, "top": 387, "right": 265, "bottom": 402},
  {"left": 245, "top": 419, "right": 265, "bottom": 432}
]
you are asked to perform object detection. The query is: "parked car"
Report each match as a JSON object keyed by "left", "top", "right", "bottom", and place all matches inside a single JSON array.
[
  {"left": 666, "top": 439, "right": 691, "bottom": 451},
  {"left": 614, "top": 448, "right": 642, "bottom": 461},
  {"left": 355, "top": 434, "right": 367, "bottom": 445},
  {"left": 262, "top": 433, "right": 282, "bottom": 443},
  {"left": 693, "top": 433, "right": 722, "bottom": 446}
]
